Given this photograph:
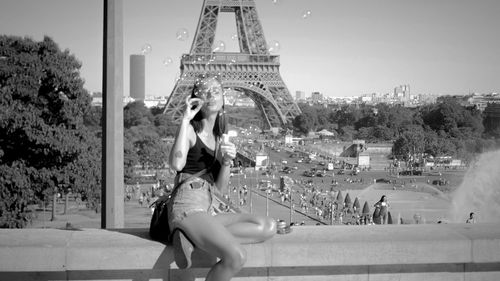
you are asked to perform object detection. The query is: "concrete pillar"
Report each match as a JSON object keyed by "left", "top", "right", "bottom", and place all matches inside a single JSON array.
[{"left": 102, "top": 0, "right": 124, "bottom": 228}]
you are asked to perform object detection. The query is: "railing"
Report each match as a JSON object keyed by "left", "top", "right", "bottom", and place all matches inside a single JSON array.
[
  {"left": 1, "top": 223, "right": 500, "bottom": 280},
  {"left": 181, "top": 53, "right": 280, "bottom": 65}
]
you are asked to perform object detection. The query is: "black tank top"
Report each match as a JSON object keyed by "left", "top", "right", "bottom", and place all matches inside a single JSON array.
[{"left": 179, "top": 134, "right": 221, "bottom": 183}]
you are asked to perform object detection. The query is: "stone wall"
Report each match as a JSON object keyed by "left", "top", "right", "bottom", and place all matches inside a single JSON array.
[{"left": 1, "top": 224, "right": 500, "bottom": 281}]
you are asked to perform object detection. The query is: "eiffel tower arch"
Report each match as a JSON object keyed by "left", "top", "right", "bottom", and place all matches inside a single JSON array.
[{"left": 163, "top": 0, "right": 301, "bottom": 129}]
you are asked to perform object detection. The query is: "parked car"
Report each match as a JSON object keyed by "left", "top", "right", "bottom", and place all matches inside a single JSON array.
[
  {"left": 350, "top": 167, "right": 361, "bottom": 176},
  {"left": 303, "top": 171, "right": 315, "bottom": 177}
]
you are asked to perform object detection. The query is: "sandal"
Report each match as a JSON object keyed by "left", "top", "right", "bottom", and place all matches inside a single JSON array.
[{"left": 172, "top": 229, "right": 194, "bottom": 269}]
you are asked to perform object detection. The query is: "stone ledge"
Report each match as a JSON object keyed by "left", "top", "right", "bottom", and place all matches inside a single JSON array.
[{"left": 1, "top": 224, "right": 500, "bottom": 281}]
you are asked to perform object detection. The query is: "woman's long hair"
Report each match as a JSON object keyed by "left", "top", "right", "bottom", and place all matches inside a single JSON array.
[{"left": 189, "top": 74, "right": 227, "bottom": 138}]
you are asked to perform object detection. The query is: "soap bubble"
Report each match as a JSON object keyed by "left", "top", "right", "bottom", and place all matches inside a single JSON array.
[
  {"left": 231, "top": 34, "right": 238, "bottom": 40},
  {"left": 176, "top": 28, "right": 189, "bottom": 41},
  {"left": 213, "top": 40, "right": 226, "bottom": 52},
  {"left": 163, "top": 57, "right": 173, "bottom": 66},
  {"left": 141, "top": 44, "right": 152, "bottom": 55},
  {"left": 268, "top": 40, "right": 280, "bottom": 53},
  {"left": 228, "top": 58, "right": 236, "bottom": 67},
  {"left": 302, "top": 10, "right": 312, "bottom": 19},
  {"left": 271, "top": 0, "right": 279, "bottom": 4}
]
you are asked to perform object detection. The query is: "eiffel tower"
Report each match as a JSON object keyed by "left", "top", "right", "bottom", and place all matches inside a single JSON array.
[{"left": 163, "top": 0, "right": 301, "bottom": 129}]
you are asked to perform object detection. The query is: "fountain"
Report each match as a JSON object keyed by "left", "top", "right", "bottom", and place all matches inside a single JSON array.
[{"left": 449, "top": 150, "right": 500, "bottom": 223}]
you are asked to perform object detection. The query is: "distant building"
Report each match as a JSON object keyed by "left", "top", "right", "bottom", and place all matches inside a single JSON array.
[
  {"left": 90, "top": 92, "right": 103, "bottom": 107},
  {"left": 130, "top": 54, "right": 145, "bottom": 100},
  {"left": 255, "top": 152, "right": 269, "bottom": 170},
  {"left": 295, "top": 90, "right": 306, "bottom": 101},
  {"left": 143, "top": 96, "right": 168, "bottom": 108},
  {"left": 483, "top": 102, "right": 500, "bottom": 134},
  {"left": 469, "top": 93, "right": 500, "bottom": 111},
  {"left": 311, "top": 91, "right": 323, "bottom": 103},
  {"left": 394, "top": 84, "right": 410, "bottom": 100},
  {"left": 360, "top": 96, "right": 372, "bottom": 103},
  {"left": 358, "top": 152, "right": 370, "bottom": 168}
]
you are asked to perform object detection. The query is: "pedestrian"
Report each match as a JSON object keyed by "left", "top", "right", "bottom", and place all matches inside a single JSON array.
[
  {"left": 167, "top": 74, "right": 276, "bottom": 281},
  {"left": 466, "top": 212, "right": 476, "bottom": 224},
  {"left": 373, "top": 195, "right": 390, "bottom": 224}
]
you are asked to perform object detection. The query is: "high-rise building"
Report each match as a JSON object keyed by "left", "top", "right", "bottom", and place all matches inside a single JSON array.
[
  {"left": 394, "top": 84, "right": 410, "bottom": 100},
  {"left": 295, "top": 90, "right": 306, "bottom": 101},
  {"left": 130, "top": 54, "right": 145, "bottom": 100}
]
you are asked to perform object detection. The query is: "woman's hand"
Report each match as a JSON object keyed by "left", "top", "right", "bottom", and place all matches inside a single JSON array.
[
  {"left": 183, "top": 95, "right": 204, "bottom": 121},
  {"left": 220, "top": 141, "right": 236, "bottom": 161}
]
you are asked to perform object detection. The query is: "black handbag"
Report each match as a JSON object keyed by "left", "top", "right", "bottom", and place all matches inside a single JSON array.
[
  {"left": 149, "top": 139, "right": 219, "bottom": 243},
  {"left": 148, "top": 194, "right": 173, "bottom": 242},
  {"left": 149, "top": 168, "right": 208, "bottom": 243}
]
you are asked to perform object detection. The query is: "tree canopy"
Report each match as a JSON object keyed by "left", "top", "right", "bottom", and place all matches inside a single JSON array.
[
  {"left": 290, "top": 100, "right": 498, "bottom": 161},
  {"left": 0, "top": 35, "right": 100, "bottom": 228}
]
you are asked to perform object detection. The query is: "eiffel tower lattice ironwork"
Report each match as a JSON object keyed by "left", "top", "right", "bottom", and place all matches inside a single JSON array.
[{"left": 163, "top": 0, "right": 301, "bottom": 129}]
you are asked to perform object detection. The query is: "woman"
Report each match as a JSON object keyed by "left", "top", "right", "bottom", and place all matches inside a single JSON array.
[
  {"left": 373, "top": 195, "right": 390, "bottom": 224},
  {"left": 167, "top": 74, "right": 276, "bottom": 281}
]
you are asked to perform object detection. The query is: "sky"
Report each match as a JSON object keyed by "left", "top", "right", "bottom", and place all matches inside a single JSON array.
[{"left": 1, "top": 0, "right": 499, "bottom": 98}]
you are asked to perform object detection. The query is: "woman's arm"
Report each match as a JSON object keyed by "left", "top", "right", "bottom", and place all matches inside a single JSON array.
[
  {"left": 168, "top": 96, "right": 202, "bottom": 171},
  {"left": 215, "top": 139, "right": 236, "bottom": 192},
  {"left": 168, "top": 118, "right": 195, "bottom": 171},
  {"left": 215, "top": 159, "right": 231, "bottom": 192}
]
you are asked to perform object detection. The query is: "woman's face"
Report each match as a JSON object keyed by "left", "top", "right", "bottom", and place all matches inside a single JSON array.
[{"left": 196, "top": 78, "right": 224, "bottom": 114}]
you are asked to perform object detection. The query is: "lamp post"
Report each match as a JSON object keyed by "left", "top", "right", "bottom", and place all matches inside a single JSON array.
[
  {"left": 237, "top": 172, "right": 240, "bottom": 205},
  {"left": 249, "top": 169, "right": 253, "bottom": 214},
  {"left": 265, "top": 188, "right": 269, "bottom": 216},
  {"left": 289, "top": 185, "right": 293, "bottom": 225},
  {"left": 51, "top": 186, "right": 58, "bottom": 221}
]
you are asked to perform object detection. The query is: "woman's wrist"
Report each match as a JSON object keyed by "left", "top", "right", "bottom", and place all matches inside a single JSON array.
[{"left": 222, "top": 158, "right": 232, "bottom": 166}]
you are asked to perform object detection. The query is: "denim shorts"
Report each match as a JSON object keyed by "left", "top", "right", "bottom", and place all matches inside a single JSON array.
[{"left": 167, "top": 174, "right": 216, "bottom": 231}]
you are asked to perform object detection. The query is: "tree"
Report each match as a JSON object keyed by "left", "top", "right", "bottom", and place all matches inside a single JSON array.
[
  {"left": 392, "top": 127, "right": 426, "bottom": 166},
  {"left": 0, "top": 36, "right": 100, "bottom": 227},
  {"left": 344, "top": 193, "right": 352, "bottom": 208},
  {"left": 127, "top": 125, "right": 168, "bottom": 169},
  {"left": 337, "top": 125, "right": 357, "bottom": 141},
  {"left": 335, "top": 107, "right": 357, "bottom": 128},
  {"left": 83, "top": 105, "right": 102, "bottom": 133},
  {"left": 316, "top": 107, "right": 331, "bottom": 127},
  {"left": 361, "top": 201, "right": 370, "bottom": 215},
  {"left": 154, "top": 113, "right": 177, "bottom": 138},
  {"left": 372, "top": 125, "right": 394, "bottom": 141},
  {"left": 356, "top": 127, "right": 375, "bottom": 142},
  {"left": 292, "top": 113, "right": 316, "bottom": 135},
  {"left": 124, "top": 101, "right": 153, "bottom": 128},
  {"left": 354, "top": 115, "right": 377, "bottom": 130},
  {"left": 353, "top": 197, "right": 360, "bottom": 213}
]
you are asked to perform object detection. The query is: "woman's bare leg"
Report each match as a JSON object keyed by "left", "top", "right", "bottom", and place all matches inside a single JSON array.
[
  {"left": 176, "top": 213, "right": 247, "bottom": 281},
  {"left": 213, "top": 213, "right": 276, "bottom": 244}
]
